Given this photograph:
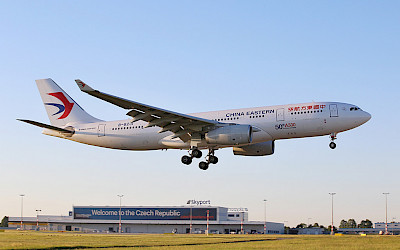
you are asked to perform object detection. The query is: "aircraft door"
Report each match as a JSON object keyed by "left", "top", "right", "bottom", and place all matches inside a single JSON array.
[
  {"left": 329, "top": 104, "right": 338, "bottom": 117},
  {"left": 276, "top": 108, "right": 285, "bottom": 121},
  {"left": 98, "top": 124, "right": 106, "bottom": 137}
]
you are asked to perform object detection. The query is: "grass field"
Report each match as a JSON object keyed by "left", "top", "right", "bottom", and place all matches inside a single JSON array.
[{"left": 0, "top": 231, "right": 400, "bottom": 249}]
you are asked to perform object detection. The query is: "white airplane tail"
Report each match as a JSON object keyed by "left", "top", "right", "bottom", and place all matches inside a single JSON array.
[{"left": 36, "top": 78, "right": 102, "bottom": 127}]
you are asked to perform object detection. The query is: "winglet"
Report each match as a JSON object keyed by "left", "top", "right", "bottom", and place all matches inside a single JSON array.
[{"left": 75, "top": 79, "right": 95, "bottom": 92}]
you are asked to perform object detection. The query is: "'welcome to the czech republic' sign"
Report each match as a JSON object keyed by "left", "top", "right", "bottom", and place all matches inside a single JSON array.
[{"left": 73, "top": 207, "right": 217, "bottom": 221}]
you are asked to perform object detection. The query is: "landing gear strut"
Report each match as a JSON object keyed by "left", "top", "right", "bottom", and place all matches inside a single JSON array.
[{"left": 329, "top": 133, "right": 337, "bottom": 149}]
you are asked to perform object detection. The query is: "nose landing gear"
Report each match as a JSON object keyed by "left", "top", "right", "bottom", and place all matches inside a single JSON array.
[{"left": 329, "top": 133, "right": 337, "bottom": 149}]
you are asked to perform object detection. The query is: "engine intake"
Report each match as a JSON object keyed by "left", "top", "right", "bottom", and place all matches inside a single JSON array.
[
  {"left": 233, "top": 141, "right": 275, "bottom": 156},
  {"left": 205, "top": 125, "right": 253, "bottom": 145}
]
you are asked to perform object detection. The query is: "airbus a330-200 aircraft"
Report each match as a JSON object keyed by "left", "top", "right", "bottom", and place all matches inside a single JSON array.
[{"left": 19, "top": 79, "right": 371, "bottom": 170}]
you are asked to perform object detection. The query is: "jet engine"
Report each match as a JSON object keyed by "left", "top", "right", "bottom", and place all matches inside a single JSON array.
[
  {"left": 205, "top": 125, "right": 253, "bottom": 145},
  {"left": 233, "top": 140, "right": 275, "bottom": 156}
]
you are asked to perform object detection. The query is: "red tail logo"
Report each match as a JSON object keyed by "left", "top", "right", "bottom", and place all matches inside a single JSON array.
[{"left": 46, "top": 92, "right": 74, "bottom": 119}]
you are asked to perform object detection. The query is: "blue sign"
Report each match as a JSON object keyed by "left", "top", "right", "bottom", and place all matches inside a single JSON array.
[{"left": 73, "top": 207, "right": 217, "bottom": 221}]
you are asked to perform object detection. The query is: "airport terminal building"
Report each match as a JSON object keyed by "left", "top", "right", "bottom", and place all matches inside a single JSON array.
[{"left": 9, "top": 205, "right": 284, "bottom": 234}]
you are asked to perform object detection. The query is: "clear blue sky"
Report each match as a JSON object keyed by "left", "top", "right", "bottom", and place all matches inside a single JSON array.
[{"left": 0, "top": 1, "right": 399, "bottom": 227}]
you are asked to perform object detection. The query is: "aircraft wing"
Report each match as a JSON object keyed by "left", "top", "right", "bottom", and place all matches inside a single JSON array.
[{"left": 75, "top": 80, "right": 219, "bottom": 141}]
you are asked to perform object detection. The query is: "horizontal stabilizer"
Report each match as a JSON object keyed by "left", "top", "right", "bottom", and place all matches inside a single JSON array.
[{"left": 17, "top": 119, "right": 74, "bottom": 135}]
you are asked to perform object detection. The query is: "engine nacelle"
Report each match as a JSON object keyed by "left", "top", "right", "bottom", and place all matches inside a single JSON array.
[
  {"left": 233, "top": 140, "right": 275, "bottom": 156},
  {"left": 205, "top": 125, "right": 253, "bottom": 145}
]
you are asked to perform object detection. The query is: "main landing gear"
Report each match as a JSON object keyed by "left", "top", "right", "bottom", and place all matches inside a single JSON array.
[
  {"left": 181, "top": 148, "right": 218, "bottom": 170},
  {"left": 181, "top": 148, "right": 202, "bottom": 166},
  {"left": 329, "top": 132, "right": 337, "bottom": 149}
]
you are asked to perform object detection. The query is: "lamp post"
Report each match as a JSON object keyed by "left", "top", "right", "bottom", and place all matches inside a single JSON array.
[
  {"left": 263, "top": 199, "right": 267, "bottom": 234},
  {"left": 117, "top": 194, "right": 124, "bottom": 233},
  {"left": 206, "top": 210, "right": 209, "bottom": 236},
  {"left": 19, "top": 194, "right": 25, "bottom": 230},
  {"left": 383, "top": 193, "right": 390, "bottom": 235},
  {"left": 36, "top": 209, "right": 41, "bottom": 230},
  {"left": 329, "top": 193, "right": 336, "bottom": 235},
  {"left": 190, "top": 204, "right": 193, "bottom": 234},
  {"left": 241, "top": 211, "right": 244, "bottom": 234}
]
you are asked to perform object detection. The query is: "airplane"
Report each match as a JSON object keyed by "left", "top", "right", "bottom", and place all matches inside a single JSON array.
[{"left": 19, "top": 78, "right": 371, "bottom": 170}]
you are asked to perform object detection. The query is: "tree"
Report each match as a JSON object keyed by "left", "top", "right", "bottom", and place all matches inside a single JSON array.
[
  {"left": 339, "top": 219, "right": 357, "bottom": 228},
  {"left": 358, "top": 219, "right": 373, "bottom": 228},
  {"left": 339, "top": 219, "right": 348, "bottom": 228},
  {"left": 0, "top": 216, "right": 8, "bottom": 227},
  {"left": 327, "top": 225, "right": 337, "bottom": 232},
  {"left": 296, "top": 223, "right": 307, "bottom": 229},
  {"left": 312, "top": 223, "right": 319, "bottom": 228},
  {"left": 348, "top": 219, "right": 357, "bottom": 228},
  {"left": 284, "top": 226, "right": 290, "bottom": 234}
]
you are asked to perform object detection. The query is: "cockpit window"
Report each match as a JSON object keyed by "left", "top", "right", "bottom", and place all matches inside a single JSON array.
[{"left": 350, "top": 107, "right": 361, "bottom": 111}]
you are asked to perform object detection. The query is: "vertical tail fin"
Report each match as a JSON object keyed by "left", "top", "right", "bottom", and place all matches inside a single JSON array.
[{"left": 36, "top": 78, "right": 102, "bottom": 127}]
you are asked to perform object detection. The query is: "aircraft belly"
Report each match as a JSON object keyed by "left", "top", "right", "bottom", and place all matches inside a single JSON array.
[
  {"left": 159, "top": 136, "right": 190, "bottom": 149},
  {"left": 70, "top": 132, "right": 163, "bottom": 150},
  {"left": 115, "top": 133, "right": 163, "bottom": 150}
]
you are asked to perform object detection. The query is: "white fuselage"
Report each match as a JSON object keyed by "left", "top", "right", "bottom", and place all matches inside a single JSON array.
[{"left": 43, "top": 102, "right": 371, "bottom": 151}]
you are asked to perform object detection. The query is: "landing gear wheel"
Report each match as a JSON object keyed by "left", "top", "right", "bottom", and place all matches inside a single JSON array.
[
  {"left": 192, "top": 149, "right": 202, "bottom": 158},
  {"left": 181, "top": 155, "right": 193, "bottom": 165},
  {"left": 329, "top": 142, "right": 336, "bottom": 149},
  {"left": 199, "top": 161, "right": 209, "bottom": 170},
  {"left": 209, "top": 155, "right": 218, "bottom": 164}
]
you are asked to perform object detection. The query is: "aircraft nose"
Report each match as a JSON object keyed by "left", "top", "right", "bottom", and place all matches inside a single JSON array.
[{"left": 360, "top": 111, "right": 371, "bottom": 124}]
